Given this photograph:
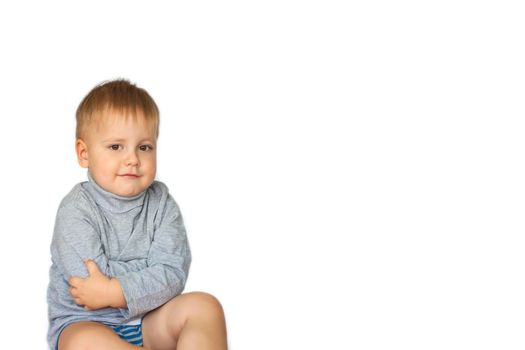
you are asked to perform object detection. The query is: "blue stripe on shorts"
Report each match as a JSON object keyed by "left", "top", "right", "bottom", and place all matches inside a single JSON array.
[{"left": 105, "top": 323, "right": 143, "bottom": 346}]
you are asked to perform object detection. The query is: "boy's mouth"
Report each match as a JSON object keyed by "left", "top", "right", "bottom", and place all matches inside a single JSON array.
[{"left": 119, "top": 174, "right": 140, "bottom": 178}]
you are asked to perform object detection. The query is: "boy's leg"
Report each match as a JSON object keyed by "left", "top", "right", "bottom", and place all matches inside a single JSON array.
[
  {"left": 142, "top": 292, "right": 227, "bottom": 350},
  {"left": 58, "top": 321, "right": 150, "bottom": 350}
]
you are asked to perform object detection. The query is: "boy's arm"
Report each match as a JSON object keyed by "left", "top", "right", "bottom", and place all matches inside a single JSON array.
[
  {"left": 53, "top": 213, "right": 109, "bottom": 277},
  {"left": 52, "top": 199, "right": 115, "bottom": 309},
  {"left": 115, "top": 194, "right": 191, "bottom": 319}
]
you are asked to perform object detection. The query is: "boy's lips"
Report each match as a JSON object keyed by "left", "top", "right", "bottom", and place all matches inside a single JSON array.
[{"left": 119, "top": 174, "right": 140, "bottom": 178}]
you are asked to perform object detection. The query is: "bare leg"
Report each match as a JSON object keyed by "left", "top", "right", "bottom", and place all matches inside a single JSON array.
[
  {"left": 142, "top": 292, "right": 227, "bottom": 350},
  {"left": 58, "top": 321, "right": 151, "bottom": 350}
]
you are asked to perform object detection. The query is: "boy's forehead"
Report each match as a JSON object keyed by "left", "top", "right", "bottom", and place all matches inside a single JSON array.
[{"left": 90, "top": 110, "right": 157, "bottom": 138}]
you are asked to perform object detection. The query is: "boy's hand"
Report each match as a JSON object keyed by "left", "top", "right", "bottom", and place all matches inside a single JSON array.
[{"left": 68, "top": 260, "right": 112, "bottom": 310}]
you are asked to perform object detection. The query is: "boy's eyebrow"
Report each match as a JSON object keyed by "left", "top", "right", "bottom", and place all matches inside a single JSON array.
[
  {"left": 102, "top": 138, "right": 126, "bottom": 143},
  {"left": 139, "top": 138, "right": 156, "bottom": 144},
  {"left": 101, "top": 138, "right": 156, "bottom": 143}
]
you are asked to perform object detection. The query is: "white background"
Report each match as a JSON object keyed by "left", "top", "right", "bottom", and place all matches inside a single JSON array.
[{"left": 1, "top": 1, "right": 524, "bottom": 349}]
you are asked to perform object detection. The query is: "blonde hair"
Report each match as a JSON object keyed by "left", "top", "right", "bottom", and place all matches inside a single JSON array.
[{"left": 76, "top": 79, "right": 160, "bottom": 140}]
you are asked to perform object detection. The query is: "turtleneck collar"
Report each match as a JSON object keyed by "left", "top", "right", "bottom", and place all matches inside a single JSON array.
[{"left": 84, "top": 171, "right": 147, "bottom": 213}]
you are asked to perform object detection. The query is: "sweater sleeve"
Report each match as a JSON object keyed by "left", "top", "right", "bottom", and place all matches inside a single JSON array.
[
  {"left": 51, "top": 195, "right": 111, "bottom": 281},
  {"left": 117, "top": 194, "right": 192, "bottom": 319}
]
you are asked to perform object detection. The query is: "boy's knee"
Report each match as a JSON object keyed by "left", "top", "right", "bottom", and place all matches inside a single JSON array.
[
  {"left": 59, "top": 327, "right": 88, "bottom": 350},
  {"left": 185, "top": 291, "right": 225, "bottom": 319},
  {"left": 58, "top": 322, "right": 109, "bottom": 350}
]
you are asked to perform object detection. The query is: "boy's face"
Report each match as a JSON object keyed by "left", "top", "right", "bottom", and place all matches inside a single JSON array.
[{"left": 76, "top": 111, "right": 157, "bottom": 197}]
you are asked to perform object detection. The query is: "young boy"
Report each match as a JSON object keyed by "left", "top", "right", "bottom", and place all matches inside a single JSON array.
[{"left": 47, "top": 79, "right": 227, "bottom": 350}]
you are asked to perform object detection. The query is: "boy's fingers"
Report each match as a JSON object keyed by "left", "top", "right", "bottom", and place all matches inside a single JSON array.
[
  {"left": 84, "top": 260, "right": 100, "bottom": 275},
  {"left": 68, "top": 277, "right": 80, "bottom": 286}
]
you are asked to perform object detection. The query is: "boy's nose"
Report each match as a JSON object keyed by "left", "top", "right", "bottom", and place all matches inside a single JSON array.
[{"left": 125, "top": 151, "right": 140, "bottom": 166}]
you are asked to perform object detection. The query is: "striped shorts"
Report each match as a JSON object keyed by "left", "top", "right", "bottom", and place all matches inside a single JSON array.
[{"left": 104, "top": 321, "right": 143, "bottom": 346}]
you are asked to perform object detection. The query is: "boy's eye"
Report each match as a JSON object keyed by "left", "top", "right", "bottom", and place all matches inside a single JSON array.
[
  {"left": 139, "top": 145, "right": 154, "bottom": 151},
  {"left": 109, "top": 144, "right": 121, "bottom": 151}
]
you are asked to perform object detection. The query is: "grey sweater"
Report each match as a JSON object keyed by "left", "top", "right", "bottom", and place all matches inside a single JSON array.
[{"left": 46, "top": 173, "right": 191, "bottom": 350}]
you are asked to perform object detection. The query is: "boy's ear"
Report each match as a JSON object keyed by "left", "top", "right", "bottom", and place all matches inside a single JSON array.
[{"left": 75, "top": 139, "right": 89, "bottom": 168}]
